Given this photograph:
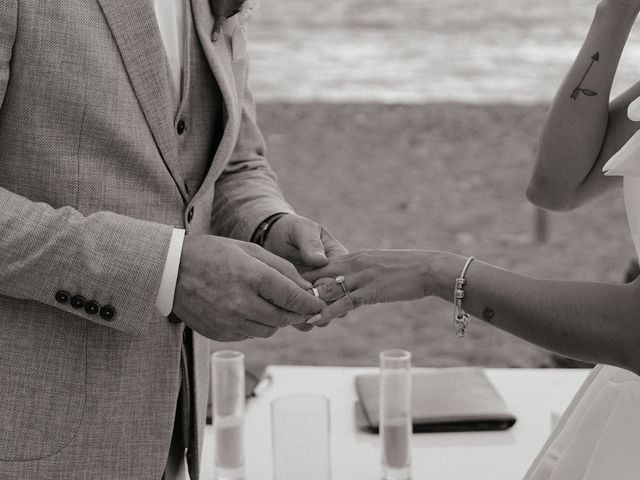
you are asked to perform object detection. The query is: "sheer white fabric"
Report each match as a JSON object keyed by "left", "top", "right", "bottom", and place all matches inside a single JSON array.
[{"left": 524, "top": 365, "right": 640, "bottom": 479}]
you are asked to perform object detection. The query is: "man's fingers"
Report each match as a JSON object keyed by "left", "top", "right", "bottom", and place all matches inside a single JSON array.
[
  {"left": 250, "top": 246, "right": 312, "bottom": 289},
  {"left": 256, "top": 267, "right": 325, "bottom": 315},
  {"left": 237, "top": 320, "right": 278, "bottom": 339},
  {"left": 309, "top": 293, "right": 359, "bottom": 324},
  {"left": 300, "top": 237, "right": 327, "bottom": 267},
  {"left": 293, "top": 323, "right": 315, "bottom": 332},
  {"left": 321, "top": 228, "right": 348, "bottom": 258},
  {"left": 247, "top": 297, "right": 309, "bottom": 328},
  {"left": 214, "top": 333, "right": 251, "bottom": 342},
  {"left": 294, "top": 221, "right": 329, "bottom": 268}
]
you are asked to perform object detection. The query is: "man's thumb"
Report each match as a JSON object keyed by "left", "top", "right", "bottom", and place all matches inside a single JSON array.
[{"left": 300, "top": 235, "right": 328, "bottom": 267}]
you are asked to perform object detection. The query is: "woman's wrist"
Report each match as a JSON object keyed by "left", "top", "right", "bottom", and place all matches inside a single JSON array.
[{"left": 422, "top": 251, "right": 468, "bottom": 301}]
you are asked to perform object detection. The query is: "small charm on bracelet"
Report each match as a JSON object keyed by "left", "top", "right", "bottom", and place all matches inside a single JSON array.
[
  {"left": 453, "top": 256, "right": 475, "bottom": 339},
  {"left": 455, "top": 311, "right": 470, "bottom": 339}
]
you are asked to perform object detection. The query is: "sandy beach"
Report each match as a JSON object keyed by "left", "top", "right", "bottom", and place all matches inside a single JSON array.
[{"left": 221, "top": 101, "right": 636, "bottom": 368}]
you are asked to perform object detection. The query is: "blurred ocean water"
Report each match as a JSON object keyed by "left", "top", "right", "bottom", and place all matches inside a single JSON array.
[{"left": 247, "top": 0, "right": 640, "bottom": 103}]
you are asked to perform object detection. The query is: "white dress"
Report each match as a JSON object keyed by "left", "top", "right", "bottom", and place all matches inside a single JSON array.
[{"left": 524, "top": 101, "right": 640, "bottom": 480}]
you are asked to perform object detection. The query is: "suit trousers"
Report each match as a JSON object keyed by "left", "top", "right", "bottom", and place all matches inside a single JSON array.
[
  {"left": 163, "top": 427, "right": 189, "bottom": 480},
  {"left": 164, "top": 329, "right": 194, "bottom": 480}
]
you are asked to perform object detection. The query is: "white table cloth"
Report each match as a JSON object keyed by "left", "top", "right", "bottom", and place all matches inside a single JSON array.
[{"left": 201, "top": 366, "right": 590, "bottom": 480}]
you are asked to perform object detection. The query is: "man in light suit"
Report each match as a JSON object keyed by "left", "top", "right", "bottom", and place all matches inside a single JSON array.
[{"left": 0, "top": 0, "right": 344, "bottom": 478}]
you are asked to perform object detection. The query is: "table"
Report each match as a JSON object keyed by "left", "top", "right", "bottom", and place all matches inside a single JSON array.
[{"left": 201, "top": 366, "right": 590, "bottom": 480}]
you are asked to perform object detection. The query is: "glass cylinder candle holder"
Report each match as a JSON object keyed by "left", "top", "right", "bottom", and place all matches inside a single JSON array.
[
  {"left": 380, "top": 349, "right": 412, "bottom": 480},
  {"left": 211, "top": 350, "right": 246, "bottom": 480}
]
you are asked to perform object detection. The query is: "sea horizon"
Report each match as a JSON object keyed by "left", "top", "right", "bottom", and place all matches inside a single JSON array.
[{"left": 247, "top": 0, "right": 640, "bottom": 104}]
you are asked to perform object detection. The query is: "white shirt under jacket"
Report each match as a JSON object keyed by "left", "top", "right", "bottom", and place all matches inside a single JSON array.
[{"left": 153, "top": 0, "right": 187, "bottom": 317}]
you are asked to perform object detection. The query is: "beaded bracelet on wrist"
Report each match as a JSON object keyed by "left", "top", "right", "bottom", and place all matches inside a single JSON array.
[{"left": 453, "top": 256, "right": 475, "bottom": 339}]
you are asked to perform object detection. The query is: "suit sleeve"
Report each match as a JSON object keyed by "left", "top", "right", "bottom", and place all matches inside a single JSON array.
[
  {"left": 210, "top": 50, "right": 294, "bottom": 242},
  {"left": 0, "top": 1, "right": 173, "bottom": 336}
]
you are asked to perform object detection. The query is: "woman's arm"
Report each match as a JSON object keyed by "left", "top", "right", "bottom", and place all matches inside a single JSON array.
[
  {"left": 428, "top": 253, "right": 640, "bottom": 374},
  {"left": 305, "top": 250, "right": 640, "bottom": 375},
  {"left": 528, "top": 0, "right": 640, "bottom": 210}
]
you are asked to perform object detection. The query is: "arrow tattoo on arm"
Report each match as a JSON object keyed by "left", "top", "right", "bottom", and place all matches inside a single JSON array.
[{"left": 570, "top": 52, "right": 600, "bottom": 100}]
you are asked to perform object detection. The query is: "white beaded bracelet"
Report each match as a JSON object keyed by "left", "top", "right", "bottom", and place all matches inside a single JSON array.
[{"left": 453, "top": 256, "right": 475, "bottom": 339}]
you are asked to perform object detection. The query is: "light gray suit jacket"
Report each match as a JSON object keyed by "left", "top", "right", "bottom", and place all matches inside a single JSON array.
[{"left": 0, "top": 1, "right": 292, "bottom": 478}]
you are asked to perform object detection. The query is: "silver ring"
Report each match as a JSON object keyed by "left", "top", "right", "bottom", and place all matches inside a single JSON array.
[
  {"left": 311, "top": 287, "right": 320, "bottom": 298},
  {"left": 335, "top": 275, "right": 348, "bottom": 296},
  {"left": 336, "top": 275, "right": 357, "bottom": 308}
]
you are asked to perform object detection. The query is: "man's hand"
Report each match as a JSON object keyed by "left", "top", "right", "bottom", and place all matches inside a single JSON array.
[
  {"left": 172, "top": 235, "right": 326, "bottom": 342},
  {"left": 262, "top": 214, "right": 348, "bottom": 329},
  {"left": 263, "top": 214, "right": 347, "bottom": 271}
]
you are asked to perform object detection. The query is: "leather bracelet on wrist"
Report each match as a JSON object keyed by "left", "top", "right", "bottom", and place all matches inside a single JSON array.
[{"left": 251, "top": 213, "right": 289, "bottom": 247}]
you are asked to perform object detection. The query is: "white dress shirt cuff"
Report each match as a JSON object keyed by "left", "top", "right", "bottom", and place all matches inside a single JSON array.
[{"left": 155, "top": 228, "right": 185, "bottom": 317}]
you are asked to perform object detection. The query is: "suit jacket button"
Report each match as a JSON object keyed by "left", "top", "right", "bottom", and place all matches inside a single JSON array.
[
  {"left": 70, "top": 295, "right": 86, "bottom": 309},
  {"left": 100, "top": 305, "right": 116, "bottom": 321},
  {"left": 84, "top": 300, "right": 100, "bottom": 315},
  {"left": 177, "top": 119, "right": 186, "bottom": 135},
  {"left": 55, "top": 290, "right": 71, "bottom": 304},
  {"left": 187, "top": 207, "right": 194, "bottom": 223}
]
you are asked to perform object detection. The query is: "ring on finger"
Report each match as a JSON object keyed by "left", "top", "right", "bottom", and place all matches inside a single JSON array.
[
  {"left": 311, "top": 287, "right": 320, "bottom": 298},
  {"left": 335, "top": 275, "right": 349, "bottom": 296}
]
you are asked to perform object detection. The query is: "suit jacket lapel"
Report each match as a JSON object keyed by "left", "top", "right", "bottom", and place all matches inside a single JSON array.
[
  {"left": 97, "top": 0, "right": 188, "bottom": 201},
  {"left": 190, "top": 0, "right": 241, "bottom": 194}
]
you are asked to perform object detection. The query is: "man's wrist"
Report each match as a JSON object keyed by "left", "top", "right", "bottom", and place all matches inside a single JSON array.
[{"left": 250, "top": 212, "right": 289, "bottom": 247}]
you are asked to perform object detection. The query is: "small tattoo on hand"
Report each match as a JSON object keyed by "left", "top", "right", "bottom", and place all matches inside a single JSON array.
[{"left": 483, "top": 307, "right": 495, "bottom": 324}]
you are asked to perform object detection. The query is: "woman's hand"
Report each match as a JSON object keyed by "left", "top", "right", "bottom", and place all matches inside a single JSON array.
[{"left": 303, "top": 250, "right": 447, "bottom": 322}]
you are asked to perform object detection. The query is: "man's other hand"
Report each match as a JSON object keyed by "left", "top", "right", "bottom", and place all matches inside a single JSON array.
[
  {"left": 172, "top": 235, "right": 326, "bottom": 341},
  {"left": 263, "top": 214, "right": 348, "bottom": 329},
  {"left": 263, "top": 214, "right": 347, "bottom": 272}
]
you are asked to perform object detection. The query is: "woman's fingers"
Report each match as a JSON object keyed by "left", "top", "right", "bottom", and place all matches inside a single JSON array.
[
  {"left": 302, "top": 258, "right": 349, "bottom": 283},
  {"left": 309, "top": 290, "right": 362, "bottom": 324},
  {"left": 313, "top": 277, "right": 343, "bottom": 303},
  {"left": 312, "top": 275, "right": 362, "bottom": 304}
]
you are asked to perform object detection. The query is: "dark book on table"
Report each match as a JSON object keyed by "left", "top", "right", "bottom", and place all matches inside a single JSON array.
[{"left": 355, "top": 367, "right": 517, "bottom": 433}]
